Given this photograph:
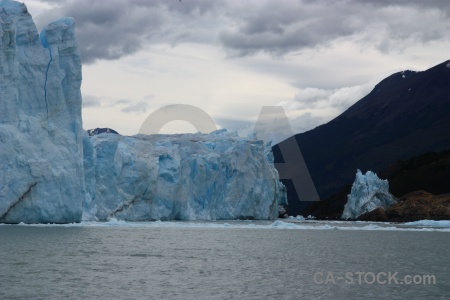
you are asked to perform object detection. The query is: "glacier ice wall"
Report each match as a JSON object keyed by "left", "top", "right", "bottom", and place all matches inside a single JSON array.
[
  {"left": 83, "top": 130, "right": 286, "bottom": 221},
  {"left": 0, "top": 1, "right": 84, "bottom": 223},
  {"left": 0, "top": 1, "right": 286, "bottom": 223},
  {"left": 341, "top": 170, "right": 396, "bottom": 220}
]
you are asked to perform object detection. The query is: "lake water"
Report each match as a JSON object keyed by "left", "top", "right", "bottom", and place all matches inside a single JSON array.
[{"left": 0, "top": 220, "right": 449, "bottom": 300}]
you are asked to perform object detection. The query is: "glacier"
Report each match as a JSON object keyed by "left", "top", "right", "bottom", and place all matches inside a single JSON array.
[
  {"left": 0, "top": 1, "right": 286, "bottom": 223},
  {"left": 83, "top": 130, "right": 286, "bottom": 221},
  {"left": 0, "top": 1, "right": 84, "bottom": 223},
  {"left": 341, "top": 170, "right": 396, "bottom": 220}
]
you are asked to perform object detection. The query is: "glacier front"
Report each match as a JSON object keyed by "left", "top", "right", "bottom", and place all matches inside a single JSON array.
[
  {"left": 0, "top": 2, "right": 84, "bottom": 223},
  {"left": 83, "top": 130, "right": 286, "bottom": 221},
  {"left": 341, "top": 170, "right": 396, "bottom": 220},
  {"left": 0, "top": 1, "right": 286, "bottom": 223}
]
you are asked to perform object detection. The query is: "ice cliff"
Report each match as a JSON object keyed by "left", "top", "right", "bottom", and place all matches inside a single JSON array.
[
  {"left": 83, "top": 130, "right": 286, "bottom": 221},
  {"left": 0, "top": 1, "right": 84, "bottom": 223},
  {"left": 0, "top": 1, "right": 285, "bottom": 223},
  {"left": 341, "top": 170, "right": 396, "bottom": 220}
]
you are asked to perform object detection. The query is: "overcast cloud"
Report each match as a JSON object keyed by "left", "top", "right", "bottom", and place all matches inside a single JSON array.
[
  {"left": 35, "top": 0, "right": 223, "bottom": 63},
  {"left": 26, "top": 0, "right": 450, "bottom": 136},
  {"left": 220, "top": 1, "right": 450, "bottom": 56},
  {"left": 34, "top": 0, "right": 450, "bottom": 63},
  {"left": 82, "top": 94, "right": 102, "bottom": 108}
]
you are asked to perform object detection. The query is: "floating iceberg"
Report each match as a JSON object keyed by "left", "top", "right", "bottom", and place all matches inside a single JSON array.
[
  {"left": 403, "top": 220, "right": 450, "bottom": 227},
  {"left": 341, "top": 170, "right": 396, "bottom": 220},
  {"left": 83, "top": 130, "right": 286, "bottom": 221}
]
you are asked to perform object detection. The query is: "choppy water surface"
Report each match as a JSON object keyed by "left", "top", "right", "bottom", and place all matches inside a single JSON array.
[{"left": 0, "top": 221, "right": 449, "bottom": 300}]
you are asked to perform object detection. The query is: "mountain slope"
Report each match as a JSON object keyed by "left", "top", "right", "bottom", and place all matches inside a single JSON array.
[{"left": 273, "top": 60, "right": 450, "bottom": 215}]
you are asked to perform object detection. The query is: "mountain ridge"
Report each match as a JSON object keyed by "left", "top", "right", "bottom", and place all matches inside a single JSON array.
[{"left": 273, "top": 60, "right": 450, "bottom": 215}]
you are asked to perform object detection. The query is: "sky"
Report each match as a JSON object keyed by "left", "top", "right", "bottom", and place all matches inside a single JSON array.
[{"left": 24, "top": 0, "right": 450, "bottom": 142}]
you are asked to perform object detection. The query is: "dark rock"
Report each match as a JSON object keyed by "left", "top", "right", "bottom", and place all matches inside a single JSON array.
[
  {"left": 278, "top": 205, "right": 287, "bottom": 218},
  {"left": 357, "top": 208, "right": 389, "bottom": 222},
  {"left": 358, "top": 190, "right": 450, "bottom": 222},
  {"left": 87, "top": 128, "right": 119, "bottom": 137}
]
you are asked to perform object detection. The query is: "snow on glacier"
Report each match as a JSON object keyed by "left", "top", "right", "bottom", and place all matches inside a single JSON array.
[
  {"left": 83, "top": 130, "right": 287, "bottom": 221},
  {"left": 341, "top": 170, "right": 396, "bottom": 220},
  {"left": 0, "top": 1, "right": 286, "bottom": 223},
  {"left": 0, "top": 1, "right": 85, "bottom": 223}
]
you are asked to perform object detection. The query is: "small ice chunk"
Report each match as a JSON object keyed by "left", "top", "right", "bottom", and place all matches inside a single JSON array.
[{"left": 404, "top": 220, "right": 450, "bottom": 227}]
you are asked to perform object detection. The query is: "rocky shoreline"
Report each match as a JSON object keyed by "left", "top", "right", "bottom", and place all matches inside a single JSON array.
[{"left": 357, "top": 190, "right": 450, "bottom": 222}]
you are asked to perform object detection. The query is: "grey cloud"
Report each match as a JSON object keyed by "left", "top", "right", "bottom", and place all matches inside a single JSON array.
[
  {"left": 215, "top": 118, "right": 254, "bottom": 133},
  {"left": 82, "top": 94, "right": 102, "bottom": 107},
  {"left": 121, "top": 101, "right": 149, "bottom": 114},
  {"left": 220, "top": 1, "right": 357, "bottom": 56},
  {"left": 113, "top": 99, "right": 131, "bottom": 105},
  {"left": 290, "top": 112, "right": 326, "bottom": 134},
  {"left": 36, "top": 0, "right": 166, "bottom": 63},
  {"left": 102, "top": 98, "right": 149, "bottom": 113},
  {"left": 219, "top": 0, "right": 450, "bottom": 57},
  {"left": 216, "top": 113, "right": 325, "bottom": 140},
  {"left": 347, "top": 0, "right": 450, "bottom": 15},
  {"left": 81, "top": 95, "right": 150, "bottom": 114},
  {"left": 82, "top": 95, "right": 129, "bottom": 108},
  {"left": 291, "top": 83, "right": 375, "bottom": 111},
  {"left": 35, "top": 0, "right": 222, "bottom": 64},
  {"left": 33, "top": 0, "right": 450, "bottom": 63}
]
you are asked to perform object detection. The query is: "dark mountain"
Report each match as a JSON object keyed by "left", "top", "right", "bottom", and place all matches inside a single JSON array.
[
  {"left": 379, "top": 149, "right": 450, "bottom": 197},
  {"left": 87, "top": 128, "right": 119, "bottom": 137},
  {"left": 273, "top": 60, "right": 450, "bottom": 216}
]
